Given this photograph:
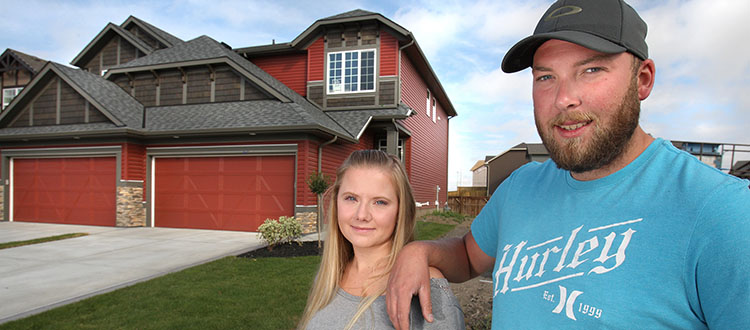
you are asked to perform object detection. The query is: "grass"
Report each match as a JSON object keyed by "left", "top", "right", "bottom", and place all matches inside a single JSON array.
[
  {"left": 1, "top": 256, "right": 321, "bottom": 330},
  {"left": 0, "top": 233, "right": 88, "bottom": 250},
  {"left": 422, "top": 210, "right": 471, "bottom": 223},
  {"left": 0, "top": 223, "right": 452, "bottom": 330},
  {"left": 415, "top": 221, "right": 456, "bottom": 241}
]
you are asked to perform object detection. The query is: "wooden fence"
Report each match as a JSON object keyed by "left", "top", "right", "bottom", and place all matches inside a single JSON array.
[{"left": 447, "top": 196, "right": 489, "bottom": 217}]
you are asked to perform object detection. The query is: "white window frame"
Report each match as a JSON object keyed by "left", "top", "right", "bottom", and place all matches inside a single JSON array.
[
  {"left": 326, "top": 49, "right": 377, "bottom": 94},
  {"left": 378, "top": 138, "right": 404, "bottom": 162},
  {"left": 2, "top": 87, "right": 23, "bottom": 110}
]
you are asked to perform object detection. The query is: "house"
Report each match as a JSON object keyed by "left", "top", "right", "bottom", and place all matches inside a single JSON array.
[
  {"left": 470, "top": 158, "right": 489, "bottom": 188},
  {"left": 0, "top": 10, "right": 456, "bottom": 232},
  {"left": 1, "top": 49, "right": 47, "bottom": 111},
  {"left": 730, "top": 161, "right": 750, "bottom": 179},
  {"left": 478, "top": 143, "right": 548, "bottom": 196}
]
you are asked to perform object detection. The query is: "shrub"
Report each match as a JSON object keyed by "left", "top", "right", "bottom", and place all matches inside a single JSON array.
[
  {"left": 306, "top": 171, "right": 331, "bottom": 195},
  {"left": 257, "top": 216, "right": 303, "bottom": 250}
]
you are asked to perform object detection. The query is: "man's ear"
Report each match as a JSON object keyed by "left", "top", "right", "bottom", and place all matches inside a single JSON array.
[{"left": 637, "top": 59, "right": 656, "bottom": 101}]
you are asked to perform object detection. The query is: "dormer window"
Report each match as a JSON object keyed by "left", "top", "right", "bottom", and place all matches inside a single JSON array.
[{"left": 327, "top": 49, "right": 376, "bottom": 94}]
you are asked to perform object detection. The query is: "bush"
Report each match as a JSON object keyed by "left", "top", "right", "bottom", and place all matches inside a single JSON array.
[
  {"left": 257, "top": 216, "right": 303, "bottom": 250},
  {"left": 306, "top": 171, "right": 331, "bottom": 195}
]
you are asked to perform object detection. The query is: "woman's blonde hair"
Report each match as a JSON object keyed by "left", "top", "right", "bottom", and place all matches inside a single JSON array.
[{"left": 298, "top": 149, "right": 416, "bottom": 329}]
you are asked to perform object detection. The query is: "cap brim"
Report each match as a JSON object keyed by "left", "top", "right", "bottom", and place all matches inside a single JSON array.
[{"left": 501, "top": 30, "right": 627, "bottom": 73}]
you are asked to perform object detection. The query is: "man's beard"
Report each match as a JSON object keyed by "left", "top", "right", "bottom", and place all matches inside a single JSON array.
[{"left": 536, "top": 79, "right": 641, "bottom": 173}]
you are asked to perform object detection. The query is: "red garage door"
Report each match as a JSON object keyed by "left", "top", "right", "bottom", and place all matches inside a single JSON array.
[
  {"left": 154, "top": 155, "right": 295, "bottom": 231},
  {"left": 13, "top": 157, "right": 116, "bottom": 226}
]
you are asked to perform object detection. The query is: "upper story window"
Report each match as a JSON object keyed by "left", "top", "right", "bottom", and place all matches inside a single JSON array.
[
  {"left": 426, "top": 90, "right": 431, "bottom": 116},
  {"left": 2, "top": 87, "right": 23, "bottom": 110},
  {"left": 328, "top": 49, "right": 376, "bottom": 94}
]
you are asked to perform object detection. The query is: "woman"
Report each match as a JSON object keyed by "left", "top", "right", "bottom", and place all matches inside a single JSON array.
[{"left": 299, "top": 149, "right": 464, "bottom": 330}]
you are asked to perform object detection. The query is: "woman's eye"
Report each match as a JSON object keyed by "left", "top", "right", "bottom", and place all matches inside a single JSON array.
[
  {"left": 344, "top": 196, "right": 356, "bottom": 202},
  {"left": 375, "top": 200, "right": 388, "bottom": 206}
]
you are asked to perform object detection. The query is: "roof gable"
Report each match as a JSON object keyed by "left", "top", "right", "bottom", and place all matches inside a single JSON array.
[
  {"left": 70, "top": 23, "right": 155, "bottom": 68},
  {"left": 121, "top": 16, "right": 184, "bottom": 48},
  {"left": 0, "top": 48, "right": 47, "bottom": 74},
  {"left": 286, "top": 9, "right": 456, "bottom": 117},
  {"left": 0, "top": 62, "right": 143, "bottom": 130}
]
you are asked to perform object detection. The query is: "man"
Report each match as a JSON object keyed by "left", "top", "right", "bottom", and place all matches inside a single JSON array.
[{"left": 386, "top": 0, "right": 750, "bottom": 328}]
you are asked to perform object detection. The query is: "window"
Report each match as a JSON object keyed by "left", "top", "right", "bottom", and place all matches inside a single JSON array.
[
  {"left": 431, "top": 98, "right": 437, "bottom": 123},
  {"left": 328, "top": 49, "right": 376, "bottom": 94},
  {"left": 426, "top": 90, "right": 431, "bottom": 116},
  {"left": 378, "top": 138, "right": 404, "bottom": 161},
  {"left": 2, "top": 87, "right": 23, "bottom": 110}
]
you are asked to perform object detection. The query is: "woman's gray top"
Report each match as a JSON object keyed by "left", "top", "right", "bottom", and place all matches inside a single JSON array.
[{"left": 305, "top": 278, "right": 465, "bottom": 330}]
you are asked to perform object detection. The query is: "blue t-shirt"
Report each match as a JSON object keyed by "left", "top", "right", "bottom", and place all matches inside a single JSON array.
[{"left": 472, "top": 138, "right": 750, "bottom": 329}]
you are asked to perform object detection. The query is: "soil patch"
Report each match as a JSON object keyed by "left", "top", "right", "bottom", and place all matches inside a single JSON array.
[{"left": 238, "top": 241, "right": 322, "bottom": 258}]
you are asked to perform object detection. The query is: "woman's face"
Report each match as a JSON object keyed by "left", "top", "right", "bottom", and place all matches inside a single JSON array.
[{"left": 337, "top": 166, "right": 399, "bottom": 252}]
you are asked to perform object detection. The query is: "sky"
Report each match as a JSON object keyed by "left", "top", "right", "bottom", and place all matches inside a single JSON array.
[{"left": 2, "top": 0, "right": 749, "bottom": 190}]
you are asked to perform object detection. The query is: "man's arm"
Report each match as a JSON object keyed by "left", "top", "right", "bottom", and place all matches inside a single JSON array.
[{"left": 386, "top": 231, "right": 494, "bottom": 330}]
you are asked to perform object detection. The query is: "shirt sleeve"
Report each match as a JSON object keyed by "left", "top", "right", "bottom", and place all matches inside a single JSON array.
[
  {"left": 413, "top": 279, "right": 466, "bottom": 330},
  {"left": 686, "top": 179, "right": 750, "bottom": 329}
]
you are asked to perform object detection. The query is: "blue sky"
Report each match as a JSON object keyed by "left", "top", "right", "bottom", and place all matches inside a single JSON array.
[{"left": 2, "top": 0, "right": 749, "bottom": 189}]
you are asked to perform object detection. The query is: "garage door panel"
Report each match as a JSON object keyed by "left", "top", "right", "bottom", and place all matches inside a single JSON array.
[
  {"left": 13, "top": 157, "right": 116, "bottom": 226},
  {"left": 154, "top": 155, "right": 294, "bottom": 231}
]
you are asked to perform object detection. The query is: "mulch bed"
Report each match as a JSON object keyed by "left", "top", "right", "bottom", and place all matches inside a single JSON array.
[{"left": 238, "top": 241, "right": 322, "bottom": 258}]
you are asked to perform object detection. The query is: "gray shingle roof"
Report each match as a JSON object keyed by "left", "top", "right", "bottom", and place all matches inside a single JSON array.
[
  {"left": 325, "top": 104, "right": 411, "bottom": 138},
  {"left": 4, "top": 48, "right": 47, "bottom": 73},
  {"left": 124, "top": 16, "right": 184, "bottom": 47},
  {"left": 0, "top": 123, "right": 119, "bottom": 136},
  {"left": 52, "top": 63, "right": 143, "bottom": 128},
  {"left": 146, "top": 100, "right": 334, "bottom": 132},
  {"left": 110, "top": 35, "right": 353, "bottom": 140},
  {"left": 323, "top": 9, "right": 378, "bottom": 20}
]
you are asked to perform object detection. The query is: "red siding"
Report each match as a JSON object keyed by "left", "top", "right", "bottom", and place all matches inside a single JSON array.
[
  {"left": 296, "top": 139, "right": 318, "bottom": 206},
  {"left": 380, "top": 30, "right": 398, "bottom": 76},
  {"left": 400, "top": 53, "right": 449, "bottom": 208},
  {"left": 307, "top": 38, "right": 325, "bottom": 81},
  {"left": 251, "top": 54, "right": 307, "bottom": 96},
  {"left": 122, "top": 142, "right": 145, "bottom": 181}
]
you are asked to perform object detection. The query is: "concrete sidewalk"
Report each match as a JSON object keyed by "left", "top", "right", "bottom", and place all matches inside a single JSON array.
[{"left": 0, "top": 222, "right": 275, "bottom": 324}]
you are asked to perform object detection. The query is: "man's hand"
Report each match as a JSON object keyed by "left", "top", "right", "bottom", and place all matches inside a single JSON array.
[{"left": 386, "top": 242, "right": 433, "bottom": 330}]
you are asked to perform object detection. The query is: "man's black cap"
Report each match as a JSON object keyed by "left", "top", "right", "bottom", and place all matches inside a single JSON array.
[{"left": 501, "top": 0, "right": 648, "bottom": 73}]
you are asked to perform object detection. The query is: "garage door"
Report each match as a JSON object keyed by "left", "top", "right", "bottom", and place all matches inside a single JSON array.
[
  {"left": 153, "top": 155, "right": 294, "bottom": 231},
  {"left": 13, "top": 157, "right": 116, "bottom": 226}
]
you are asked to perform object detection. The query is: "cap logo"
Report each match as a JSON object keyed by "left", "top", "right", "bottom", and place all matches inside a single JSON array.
[{"left": 544, "top": 5, "right": 583, "bottom": 21}]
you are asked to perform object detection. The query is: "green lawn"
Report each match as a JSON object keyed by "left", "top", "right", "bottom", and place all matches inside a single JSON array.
[
  {"left": 0, "top": 233, "right": 88, "bottom": 250},
  {"left": 0, "top": 221, "right": 454, "bottom": 330}
]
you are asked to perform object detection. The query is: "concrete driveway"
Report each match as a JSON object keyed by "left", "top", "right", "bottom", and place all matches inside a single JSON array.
[{"left": 0, "top": 222, "right": 268, "bottom": 324}]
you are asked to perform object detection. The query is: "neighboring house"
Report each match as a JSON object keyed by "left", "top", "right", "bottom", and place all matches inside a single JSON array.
[
  {"left": 484, "top": 142, "right": 548, "bottom": 195},
  {"left": 0, "top": 10, "right": 456, "bottom": 232},
  {"left": 730, "top": 160, "right": 750, "bottom": 179},
  {"left": 1, "top": 49, "right": 47, "bottom": 111},
  {"left": 671, "top": 140, "right": 723, "bottom": 169},
  {"left": 470, "top": 158, "right": 488, "bottom": 187}
]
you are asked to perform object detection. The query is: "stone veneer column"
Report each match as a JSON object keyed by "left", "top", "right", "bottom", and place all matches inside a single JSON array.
[
  {"left": 295, "top": 205, "right": 319, "bottom": 234},
  {"left": 116, "top": 181, "right": 146, "bottom": 227}
]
